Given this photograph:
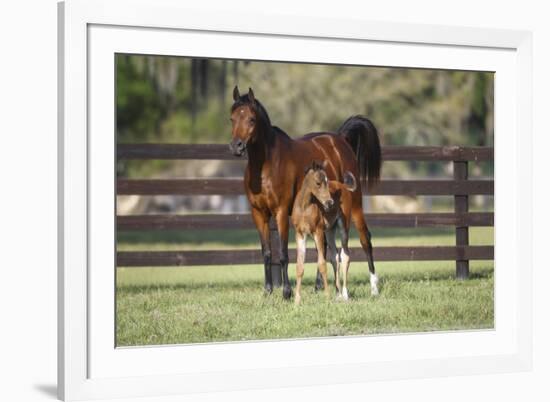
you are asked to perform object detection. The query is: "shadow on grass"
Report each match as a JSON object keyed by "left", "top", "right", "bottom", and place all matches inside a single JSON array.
[
  {"left": 117, "top": 265, "right": 494, "bottom": 295},
  {"left": 352, "top": 265, "right": 494, "bottom": 286}
]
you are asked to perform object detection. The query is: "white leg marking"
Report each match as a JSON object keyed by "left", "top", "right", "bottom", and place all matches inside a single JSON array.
[
  {"left": 294, "top": 235, "right": 307, "bottom": 305},
  {"left": 339, "top": 248, "right": 350, "bottom": 265},
  {"left": 339, "top": 248, "right": 351, "bottom": 301},
  {"left": 297, "top": 236, "right": 306, "bottom": 263},
  {"left": 342, "top": 287, "right": 349, "bottom": 301},
  {"left": 370, "top": 273, "right": 379, "bottom": 296}
]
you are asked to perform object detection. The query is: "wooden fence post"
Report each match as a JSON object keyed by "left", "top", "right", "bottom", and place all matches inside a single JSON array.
[
  {"left": 269, "top": 219, "right": 283, "bottom": 287},
  {"left": 454, "top": 160, "right": 469, "bottom": 280}
]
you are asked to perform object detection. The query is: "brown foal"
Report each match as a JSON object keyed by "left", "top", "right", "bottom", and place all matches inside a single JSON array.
[{"left": 291, "top": 161, "right": 357, "bottom": 304}]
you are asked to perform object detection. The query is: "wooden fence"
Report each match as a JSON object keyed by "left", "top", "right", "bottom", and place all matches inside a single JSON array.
[{"left": 116, "top": 144, "right": 494, "bottom": 281}]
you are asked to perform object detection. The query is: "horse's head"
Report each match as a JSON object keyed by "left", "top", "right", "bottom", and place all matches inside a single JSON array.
[
  {"left": 304, "top": 161, "right": 334, "bottom": 211},
  {"left": 229, "top": 86, "right": 261, "bottom": 157}
]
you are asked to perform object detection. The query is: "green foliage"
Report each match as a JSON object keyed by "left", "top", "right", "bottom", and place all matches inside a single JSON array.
[
  {"left": 116, "top": 55, "right": 494, "bottom": 177},
  {"left": 116, "top": 56, "right": 166, "bottom": 142}
]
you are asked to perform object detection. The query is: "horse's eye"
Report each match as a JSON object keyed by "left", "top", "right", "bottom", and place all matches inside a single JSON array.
[{"left": 249, "top": 118, "right": 256, "bottom": 124}]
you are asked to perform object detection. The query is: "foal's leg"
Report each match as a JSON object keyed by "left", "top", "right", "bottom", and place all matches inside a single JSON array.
[
  {"left": 294, "top": 232, "right": 306, "bottom": 305},
  {"left": 313, "top": 229, "right": 330, "bottom": 298},
  {"left": 326, "top": 226, "right": 341, "bottom": 297},
  {"left": 275, "top": 209, "right": 292, "bottom": 300},
  {"left": 338, "top": 218, "right": 351, "bottom": 301},
  {"left": 314, "top": 235, "right": 327, "bottom": 292},
  {"left": 251, "top": 208, "right": 273, "bottom": 294},
  {"left": 351, "top": 206, "right": 379, "bottom": 296}
]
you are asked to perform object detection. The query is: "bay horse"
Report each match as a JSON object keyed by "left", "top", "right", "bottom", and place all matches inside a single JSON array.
[
  {"left": 291, "top": 161, "right": 357, "bottom": 304},
  {"left": 229, "top": 86, "right": 382, "bottom": 299}
]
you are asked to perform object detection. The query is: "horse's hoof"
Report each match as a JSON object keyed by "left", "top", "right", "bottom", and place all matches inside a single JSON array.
[
  {"left": 342, "top": 289, "right": 349, "bottom": 301},
  {"left": 264, "top": 285, "right": 273, "bottom": 295},
  {"left": 283, "top": 286, "right": 292, "bottom": 300}
]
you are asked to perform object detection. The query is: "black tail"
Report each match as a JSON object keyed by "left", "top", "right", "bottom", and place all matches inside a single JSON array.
[{"left": 338, "top": 115, "right": 382, "bottom": 191}]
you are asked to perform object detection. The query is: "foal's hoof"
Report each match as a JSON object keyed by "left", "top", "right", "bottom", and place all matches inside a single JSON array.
[{"left": 283, "top": 286, "right": 292, "bottom": 300}]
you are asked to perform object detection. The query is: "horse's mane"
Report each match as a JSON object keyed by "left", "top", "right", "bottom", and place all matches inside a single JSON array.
[{"left": 271, "top": 125, "right": 291, "bottom": 140}]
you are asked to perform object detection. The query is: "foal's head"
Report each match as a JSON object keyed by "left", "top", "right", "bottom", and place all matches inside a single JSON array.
[
  {"left": 303, "top": 161, "right": 334, "bottom": 211},
  {"left": 229, "top": 86, "right": 270, "bottom": 157}
]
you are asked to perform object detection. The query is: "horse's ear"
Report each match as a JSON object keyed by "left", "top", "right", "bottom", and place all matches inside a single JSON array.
[
  {"left": 233, "top": 86, "right": 240, "bottom": 101},
  {"left": 312, "top": 160, "right": 325, "bottom": 171},
  {"left": 248, "top": 87, "right": 255, "bottom": 103}
]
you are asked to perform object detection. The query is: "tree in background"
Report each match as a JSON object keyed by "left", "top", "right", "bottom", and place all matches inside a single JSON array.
[{"left": 116, "top": 55, "right": 493, "bottom": 178}]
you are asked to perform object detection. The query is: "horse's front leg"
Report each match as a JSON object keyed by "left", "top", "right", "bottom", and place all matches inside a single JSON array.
[
  {"left": 275, "top": 209, "right": 292, "bottom": 300},
  {"left": 251, "top": 208, "right": 273, "bottom": 294},
  {"left": 326, "top": 226, "right": 341, "bottom": 297}
]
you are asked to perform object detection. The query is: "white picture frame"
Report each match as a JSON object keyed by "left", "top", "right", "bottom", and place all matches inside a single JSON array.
[{"left": 58, "top": 0, "right": 533, "bottom": 400}]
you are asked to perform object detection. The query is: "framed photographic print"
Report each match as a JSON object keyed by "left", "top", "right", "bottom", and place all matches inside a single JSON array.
[{"left": 58, "top": 0, "right": 533, "bottom": 400}]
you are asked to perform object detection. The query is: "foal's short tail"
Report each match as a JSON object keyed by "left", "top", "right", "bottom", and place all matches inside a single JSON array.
[
  {"left": 338, "top": 115, "right": 382, "bottom": 191},
  {"left": 343, "top": 171, "right": 357, "bottom": 192}
]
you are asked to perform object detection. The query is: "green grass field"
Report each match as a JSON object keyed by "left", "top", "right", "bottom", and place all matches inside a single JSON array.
[{"left": 116, "top": 227, "right": 494, "bottom": 346}]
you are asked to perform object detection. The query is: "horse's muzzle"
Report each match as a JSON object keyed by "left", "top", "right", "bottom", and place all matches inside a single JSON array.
[{"left": 229, "top": 140, "right": 246, "bottom": 157}]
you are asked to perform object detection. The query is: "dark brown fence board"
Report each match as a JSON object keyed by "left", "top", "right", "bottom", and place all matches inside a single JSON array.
[
  {"left": 116, "top": 144, "right": 494, "bottom": 273},
  {"left": 118, "top": 144, "right": 494, "bottom": 162},
  {"left": 454, "top": 161, "right": 470, "bottom": 279},
  {"left": 118, "top": 144, "right": 235, "bottom": 160},
  {"left": 117, "top": 212, "right": 494, "bottom": 231},
  {"left": 117, "top": 179, "right": 494, "bottom": 196},
  {"left": 117, "top": 246, "right": 494, "bottom": 267},
  {"left": 383, "top": 146, "right": 493, "bottom": 161}
]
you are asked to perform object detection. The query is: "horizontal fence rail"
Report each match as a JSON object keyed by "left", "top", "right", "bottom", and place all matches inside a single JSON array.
[
  {"left": 117, "top": 212, "right": 494, "bottom": 231},
  {"left": 117, "top": 246, "right": 494, "bottom": 267},
  {"left": 118, "top": 144, "right": 494, "bottom": 162},
  {"left": 116, "top": 144, "right": 494, "bottom": 278},
  {"left": 117, "top": 179, "right": 494, "bottom": 196}
]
